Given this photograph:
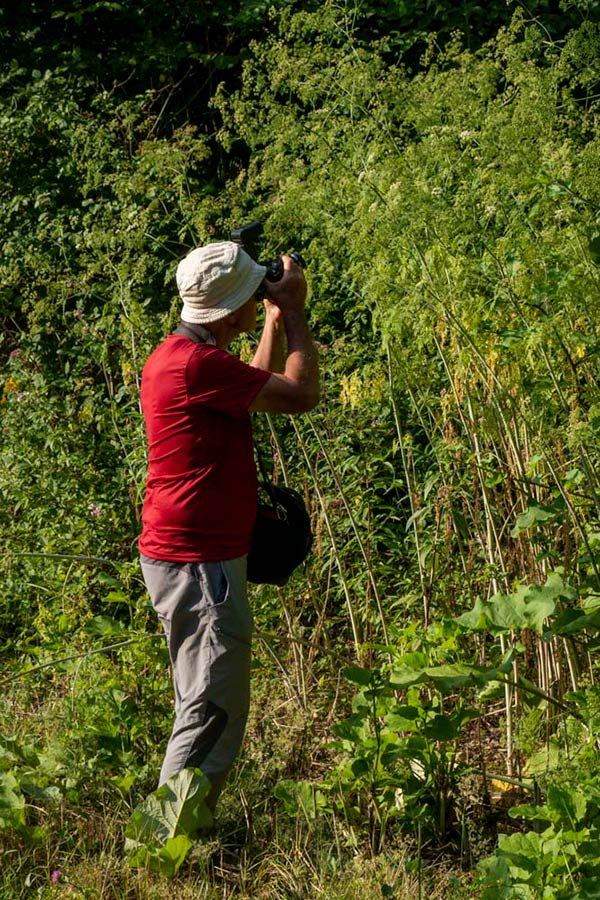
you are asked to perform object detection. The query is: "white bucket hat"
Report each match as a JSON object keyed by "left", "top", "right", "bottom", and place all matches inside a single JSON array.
[{"left": 176, "top": 241, "right": 266, "bottom": 324}]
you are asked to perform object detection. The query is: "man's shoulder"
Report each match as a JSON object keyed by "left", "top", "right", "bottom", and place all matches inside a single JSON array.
[
  {"left": 186, "top": 342, "right": 256, "bottom": 375},
  {"left": 186, "top": 346, "right": 270, "bottom": 404},
  {"left": 144, "top": 334, "right": 205, "bottom": 367}
]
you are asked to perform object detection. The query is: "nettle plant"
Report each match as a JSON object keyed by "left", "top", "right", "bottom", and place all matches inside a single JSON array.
[
  {"left": 323, "top": 651, "right": 482, "bottom": 853},
  {"left": 275, "top": 562, "right": 600, "bottom": 854},
  {"left": 479, "top": 776, "right": 600, "bottom": 898},
  {"left": 276, "top": 618, "right": 505, "bottom": 853}
]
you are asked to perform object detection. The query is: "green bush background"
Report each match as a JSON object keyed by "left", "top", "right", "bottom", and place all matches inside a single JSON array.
[{"left": 2, "top": 1, "right": 600, "bottom": 896}]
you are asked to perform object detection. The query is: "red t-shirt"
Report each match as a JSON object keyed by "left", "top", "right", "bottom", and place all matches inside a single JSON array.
[{"left": 138, "top": 335, "right": 270, "bottom": 562}]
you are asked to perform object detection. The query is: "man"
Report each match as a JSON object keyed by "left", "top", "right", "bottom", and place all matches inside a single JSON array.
[{"left": 138, "top": 240, "right": 319, "bottom": 812}]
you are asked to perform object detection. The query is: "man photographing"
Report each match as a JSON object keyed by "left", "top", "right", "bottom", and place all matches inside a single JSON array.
[{"left": 138, "top": 240, "right": 319, "bottom": 813}]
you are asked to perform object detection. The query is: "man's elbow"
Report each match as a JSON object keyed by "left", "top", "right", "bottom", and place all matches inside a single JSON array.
[
  {"left": 251, "top": 376, "right": 320, "bottom": 413},
  {"left": 279, "top": 385, "right": 320, "bottom": 414},
  {"left": 288, "top": 380, "right": 320, "bottom": 413},
  {"left": 302, "top": 384, "right": 320, "bottom": 412}
]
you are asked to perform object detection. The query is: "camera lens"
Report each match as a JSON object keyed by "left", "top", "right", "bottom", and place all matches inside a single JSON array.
[{"left": 264, "top": 258, "right": 284, "bottom": 282}]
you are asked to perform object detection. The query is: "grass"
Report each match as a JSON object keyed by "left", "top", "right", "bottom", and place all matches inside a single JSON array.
[
  {"left": 1, "top": 822, "right": 480, "bottom": 899},
  {"left": 0, "top": 639, "right": 486, "bottom": 900}
]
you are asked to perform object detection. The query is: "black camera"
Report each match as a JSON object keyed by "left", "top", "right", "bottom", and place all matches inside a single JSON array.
[{"left": 231, "top": 221, "right": 305, "bottom": 283}]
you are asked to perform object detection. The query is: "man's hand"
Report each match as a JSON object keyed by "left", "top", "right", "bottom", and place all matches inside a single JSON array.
[
  {"left": 264, "top": 255, "right": 307, "bottom": 313},
  {"left": 262, "top": 297, "right": 284, "bottom": 325},
  {"left": 250, "top": 255, "right": 319, "bottom": 414}
]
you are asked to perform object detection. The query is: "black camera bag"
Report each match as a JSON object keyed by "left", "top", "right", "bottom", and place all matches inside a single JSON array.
[{"left": 247, "top": 481, "right": 313, "bottom": 585}]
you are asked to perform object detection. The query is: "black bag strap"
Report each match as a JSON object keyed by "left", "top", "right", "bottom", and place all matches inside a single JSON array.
[
  {"left": 255, "top": 443, "right": 280, "bottom": 507},
  {"left": 172, "top": 322, "right": 210, "bottom": 343}
]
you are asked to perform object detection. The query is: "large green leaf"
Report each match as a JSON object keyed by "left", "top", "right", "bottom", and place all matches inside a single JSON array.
[
  {"left": 546, "top": 783, "right": 587, "bottom": 828},
  {"left": 496, "top": 830, "right": 544, "bottom": 876},
  {"left": 388, "top": 665, "right": 427, "bottom": 690},
  {"left": 551, "top": 607, "right": 600, "bottom": 636},
  {"left": 125, "top": 768, "right": 212, "bottom": 859},
  {"left": 456, "top": 573, "right": 576, "bottom": 634},
  {"left": 342, "top": 666, "right": 374, "bottom": 687},
  {"left": 0, "top": 771, "right": 26, "bottom": 829},
  {"left": 511, "top": 500, "right": 565, "bottom": 537},
  {"left": 127, "top": 834, "right": 194, "bottom": 877},
  {"left": 389, "top": 658, "right": 514, "bottom": 695}
]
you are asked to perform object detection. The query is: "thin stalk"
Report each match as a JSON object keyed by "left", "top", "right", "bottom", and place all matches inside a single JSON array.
[
  {"left": 263, "top": 412, "right": 290, "bottom": 484},
  {"left": 489, "top": 245, "right": 600, "bottom": 517},
  {"left": 3, "top": 627, "right": 354, "bottom": 687},
  {"left": 395, "top": 332, "right": 515, "bottom": 787},
  {"left": 543, "top": 451, "right": 600, "bottom": 586},
  {"left": 499, "top": 675, "right": 587, "bottom": 724},
  {"left": 2, "top": 551, "right": 120, "bottom": 566},
  {"left": 310, "top": 479, "right": 362, "bottom": 658},
  {"left": 461, "top": 384, "right": 516, "bottom": 772},
  {"left": 417, "top": 819, "right": 423, "bottom": 900},
  {"left": 306, "top": 550, "right": 334, "bottom": 673},
  {"left": 279, "top": 597, "right": 308, "bottom": 710},
  {"left": 385, "top": 347, "right": 430, "bottom": 619},
  {"left": 286, "top": 419, "right": 362, "bottom": 657},
  {"left": 1, "top": 636, "right": 158, "bottom": 685},
  {"left": 499, "top": 633, "right": 514, "bottom": 777},
  {"left": 303, "top": 414, "right": 390, "bottom": 648},
  {"left": 258, "top": 412, "right": 329, "bottom": 689},
  {"left": 256, "top": 632, "right": 305, "bottom": 711},
  {"left": 562, "top": 637, "right": 579, "bottom": 693},
  {"left": 405, "top": 380, "right": 475, "bottom": 591}
]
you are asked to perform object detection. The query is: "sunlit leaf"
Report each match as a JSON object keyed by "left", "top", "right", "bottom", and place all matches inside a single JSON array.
[
  {"left": 125, "top": 767, "right": 212, "bottom": 866},
  {"left": 128, "top": 834, "right": 194, "bottom": 877},
  {"left": 0, "top": 772, "right": 25, "bottom": 828}
]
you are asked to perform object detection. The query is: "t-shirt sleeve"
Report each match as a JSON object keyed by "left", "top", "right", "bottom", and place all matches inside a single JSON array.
[{"left": 185, "top": 345, "right": 270, "bottom": 416}]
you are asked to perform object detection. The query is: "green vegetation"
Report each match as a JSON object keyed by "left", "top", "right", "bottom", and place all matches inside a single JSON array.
[{"left": 2, "top": 0, "right": 600, "bottom": 896}]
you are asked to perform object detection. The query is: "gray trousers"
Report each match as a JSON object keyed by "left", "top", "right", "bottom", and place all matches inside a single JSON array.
[{"left": 140, "top": 554, "right": 252, "bottom": 807}]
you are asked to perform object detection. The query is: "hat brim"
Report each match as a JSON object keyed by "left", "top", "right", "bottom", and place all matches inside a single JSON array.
[{"left": 179, "top": 253, "right": 266, "bottom": 324}]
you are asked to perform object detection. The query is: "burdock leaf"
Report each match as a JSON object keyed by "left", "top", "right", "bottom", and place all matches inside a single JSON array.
[
  {"left": 0, "top": 771, "right": 25, "bottom": 828},
  {"left": 511, "top": 501, "right": 564, "bottom": 536},
  {"left": 342, "top": 666, "right": 373, "bottom": 686},
  {"left": 125, "top": 767, "right": 212, "bottom": 852},
  {"left": 127, "top": 834, "right": 194, "bottom": 877},
  {"left": 547, "top": 783, "right": 587, "bottom": 827}
]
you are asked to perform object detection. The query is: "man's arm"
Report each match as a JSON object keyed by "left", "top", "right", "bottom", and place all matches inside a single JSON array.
[
  {"left": 251, "top": 301, "right": 285, "bottom": 373},
  {"left": 250, "top": 256, "right": 320, "bottom": 414}
]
